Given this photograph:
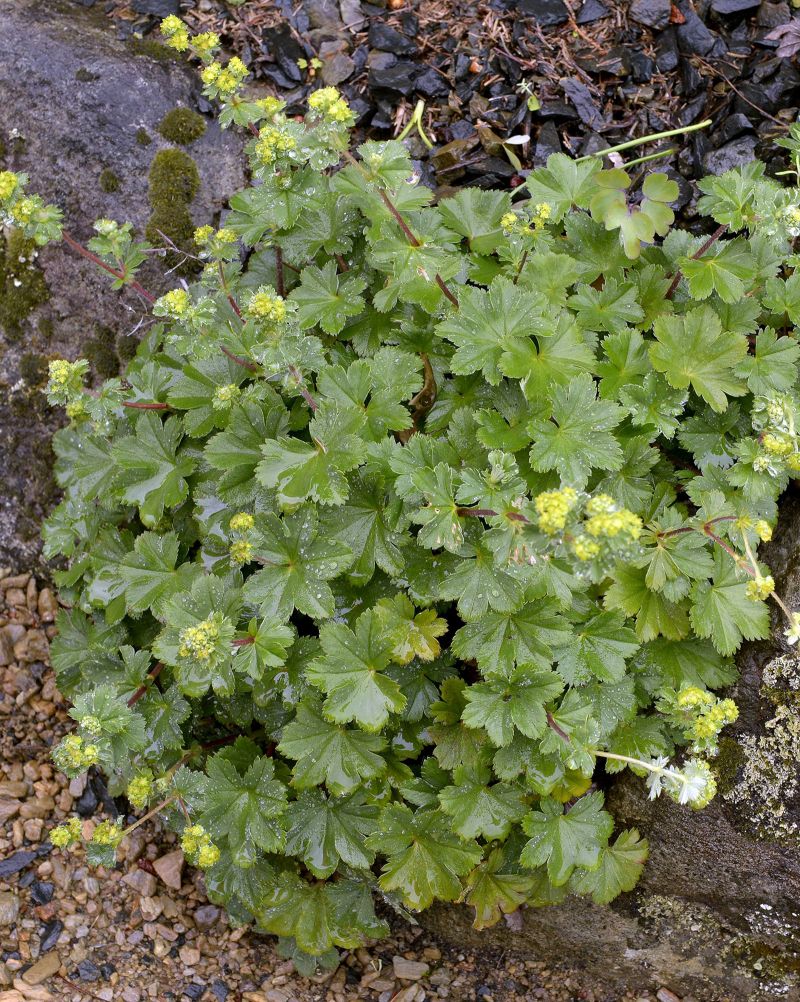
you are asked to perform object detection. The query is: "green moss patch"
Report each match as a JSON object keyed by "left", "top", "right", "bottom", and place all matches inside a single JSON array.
[
  {"left": 0, "top": 229, "right": 49, "bottom": 339},
  {"left": 145, "top": 149, "right": 201, "bottom": 276},
  {"left": 99, "top": 168, "right": 121, "bottom": 193},
  {"left": 158, "top": 108, "right": 207, "bottom": 146}
]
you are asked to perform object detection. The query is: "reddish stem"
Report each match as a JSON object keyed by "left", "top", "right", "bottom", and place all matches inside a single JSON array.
[
  {"left": 122, "top": 401, "right": 170, "bottom": 411},
  {"left": 221, "top": 345, "right": 258, "bottom": 372},
  {"left": 546, "top": 711, "right": 570, "bottom": 742},
  {"left": 62, "top": 230, "right": 155, "bottom": 304},
  {"left": 232, "top": 636, "right": 256, "bottom": 647},
  {"left": 127, "top": 662, "right": 164, "bottom": 707},
  {"left": 665, "top": 224, "right": 728, "bottom": 300},
  {"left": 289, "top": 364, "right": 319, "bottom": 412},
  {"left": 275, "top": 246, "right": 286, "bottom": 297}
]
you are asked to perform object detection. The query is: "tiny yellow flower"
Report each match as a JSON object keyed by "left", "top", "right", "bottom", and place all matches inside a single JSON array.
[
  {"left": 127, "top": 774, "right": 153, "bottom": 809},
  {"left": 80, "top": 714, "right": 103, "bottom": 736},
  {"left": 746, "top": 575, "right": 775, "bottom": 601},
  {"left": 11, "top": 197, "right": 35, "bottom": 224},
  {"left": 572, "top": 535, "right": 600, "bottom": 561},
  {"left": 500, "top": 212, "right": 518, "bottom": 232},
  {"left": 159, "top": 288, "right": 191, "bottom": 316},
  {"left": 191, "top": 31, "right": 220, "bottom": 55},
  {"left": 50, "top": 817, "right": 83, "bottom": 849},
  {"left": 229, "top": 539, "right": 253, "bottom": 565},
  {"left": 229, "top": 512, "right": 254, "bottom": 533},
  {"left": 197, "top": 842, "right": 221, "bottom": 868},
  {"left": 307, "top": 86, "right": 354, "bottom": 124},
  {"left": 247, "top": 288, "right": 287, "bottom": 323},
  {"left": 213, "top": 383, "right": 241, "bottom": 411},
  {"left": 0, "top": 170, "right": 18, "bottom": 202},
  {"left": 676, "top": 686, "right": 714, "bottom": 711},
  {"left": 178, "top": 618, "right": 220, "bottom": 661},
  {"left": 762, "top": 433, "right": 793, "bottom": 457},
  {"left": 534, "top": 487, "right": 578, "bottom": 535},
  {"left": 257, "top": 96, "right": 286, "bottom": 119},
  {"left": 91, "top": 820, "right": 124, "bottom": 847},
  {"left": 194, "top": 225, "right": 214, "bottom": 246},
  {"left": 755, "top": 520, "right": 773, "bottom": 543}
]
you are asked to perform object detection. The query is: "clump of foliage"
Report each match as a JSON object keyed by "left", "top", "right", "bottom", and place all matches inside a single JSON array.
[{"left": 6, "top": 20, "right": 800, "bottom": 970}]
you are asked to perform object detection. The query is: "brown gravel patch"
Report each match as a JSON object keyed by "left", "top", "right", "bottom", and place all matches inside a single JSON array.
[{"left": 0, "top": 569, "right": 664, "bottom": 1002}]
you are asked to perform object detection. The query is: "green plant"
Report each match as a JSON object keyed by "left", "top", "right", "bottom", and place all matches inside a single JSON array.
[{"left": 6, "top": 19, "right": 800, "bottom": 970}]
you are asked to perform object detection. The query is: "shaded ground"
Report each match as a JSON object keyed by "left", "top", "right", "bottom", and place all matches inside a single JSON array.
[
  {"left": 0, "top": 571, "right": 674, "bottom": 1002},
  {"left": 105, "top": 0, "right": 800, "bottom": 190}
]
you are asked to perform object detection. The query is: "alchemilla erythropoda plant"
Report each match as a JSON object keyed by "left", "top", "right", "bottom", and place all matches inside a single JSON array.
[{"left": 7, "top": 15, "right": 800, "bottom": 968}]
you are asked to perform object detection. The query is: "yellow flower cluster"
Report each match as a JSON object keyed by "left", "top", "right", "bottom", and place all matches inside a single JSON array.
[
  {"left": 534, "top": 487, "right": 578, "bottom": 534},
  {"left": 0, "top": 170, "right": 18, "bottom": 202},
  {"left": 201, "top": 57, "right": 248, "bottom": 96},
  {"left": 178, "top": 617, "right": 220, "bottom": 661},
  {"left": 501, "top": 203, "right": 551, "bottom": 234},
  {"left": 50, "top": 817, "right": 83, "bottom": 849},
  {"left": 160, "top": 15, "right": 189, "bottom": 51},
  {"left": 676, "top": 686, "right": 714, "bottom": 711},
  {"left": 572, "top": 535, "right": 601, "bottom": 561},
  {"left": 181, "top": 824, "right": 221, "bottom": 869},
  {"left": 692, "top": 698, "right": 738, "bottom": 741},
  {"left": 65, "top": 399, "right": 87, "bottom": 421},
  {"left": 91, "top": 820, "right": 124, "bottom": 847},
  {"left": 230, "top": 539, "right": 253, "bottom": 565},
  {"left": 159, "top": 288, "right": 191, "bottom": 316},
  {"left": 56, "top": 734, "right": 100, "bottom": 771},
  {"left": 191, "top": 31, "right": 219, "bottom": 56},
  {"left": 229, "top": 512, "right": 254, "bottom": 533},
  {"left": 254, "top": 125, "right": 298, "bottom": 165},
  {"left": 307, "top": 86, "right": 354, "bottom": 124},
  {"left": 762, "top": 433, "right": 793, "bottom": 456},
  {"left": 746, "top": 574, "right": 775, "bottom": 601},
  {"left": 755, "top": 520, "right": 773, "bottom": 542},
  {"left": 11, "top": 197, "right": 35, "bottom": 224},
  {"left": 529, "top": 202, "right": 552, "bottom": 229},
  {"left": 584, "top": 495, "right": 642, "bottom": 540},
  {"left": 194, "top": 225, "right": 214, "bottom": 246},
  {"left": 258, "top": 96, "right": 286, "bottom": 120},
  {"left": 213, "top": 383, "right": 241, "bottom": 411},
  {"left": 127, "top": 774, "right": 153, "bottom": 809},
  {"left": 247, "top": 288, "right": 287, "bottom": 323},
  {"left": 80, "top": 714, "right": 102, "bottom": 736},
  {"left": 48, "top": 359, "right": 75, "bottom": 387}
]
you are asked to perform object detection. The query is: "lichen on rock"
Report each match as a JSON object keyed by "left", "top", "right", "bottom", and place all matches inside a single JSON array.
[{"left": 724, "top": 653, "right": 800, "bottom": 843}]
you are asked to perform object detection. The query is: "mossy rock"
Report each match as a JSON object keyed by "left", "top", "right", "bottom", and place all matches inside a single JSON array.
[
  {"left": 127, "top": 36, "right": 182, "bottom": 62},
  {"left": 158, "top": 107, "right": 207, "bottom": 146},
  {"left": 0, "top": 228, "right": 49, "bottom": 339},
  {"left": 148, "top": 148, "right": 200, "bottom": 205},
  {"left": 146, "top": 148, "right": 201, "bottom": 274}
]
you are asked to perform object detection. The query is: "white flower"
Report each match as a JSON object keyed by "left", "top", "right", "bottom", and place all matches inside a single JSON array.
[
  {"left": 675, "top": 758, "right": 716, "bottom": 808},
  {"left": 645, "top": 756, "right": 670, "bottom": 800},
  {"left": 785, "top": 612, "right": 800, "bottom": 646}
]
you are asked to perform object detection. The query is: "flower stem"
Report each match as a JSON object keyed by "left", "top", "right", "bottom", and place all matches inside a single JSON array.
[{"left": 575, "top": 119, "right": 712, "bottom": 162}]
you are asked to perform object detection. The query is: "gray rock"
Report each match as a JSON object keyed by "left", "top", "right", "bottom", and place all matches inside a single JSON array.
[
  {"left": 703, "top": 135, "right": 758, "bottom": 175},
  {"left": 630, "top": 0, "right": 671, "bottom": 29},
  {"left": 0, "top": 0, "right": 245, "bottom": 572},
  {"left": 421, "top": 495, "right": 800, "bottom": 1000}
]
